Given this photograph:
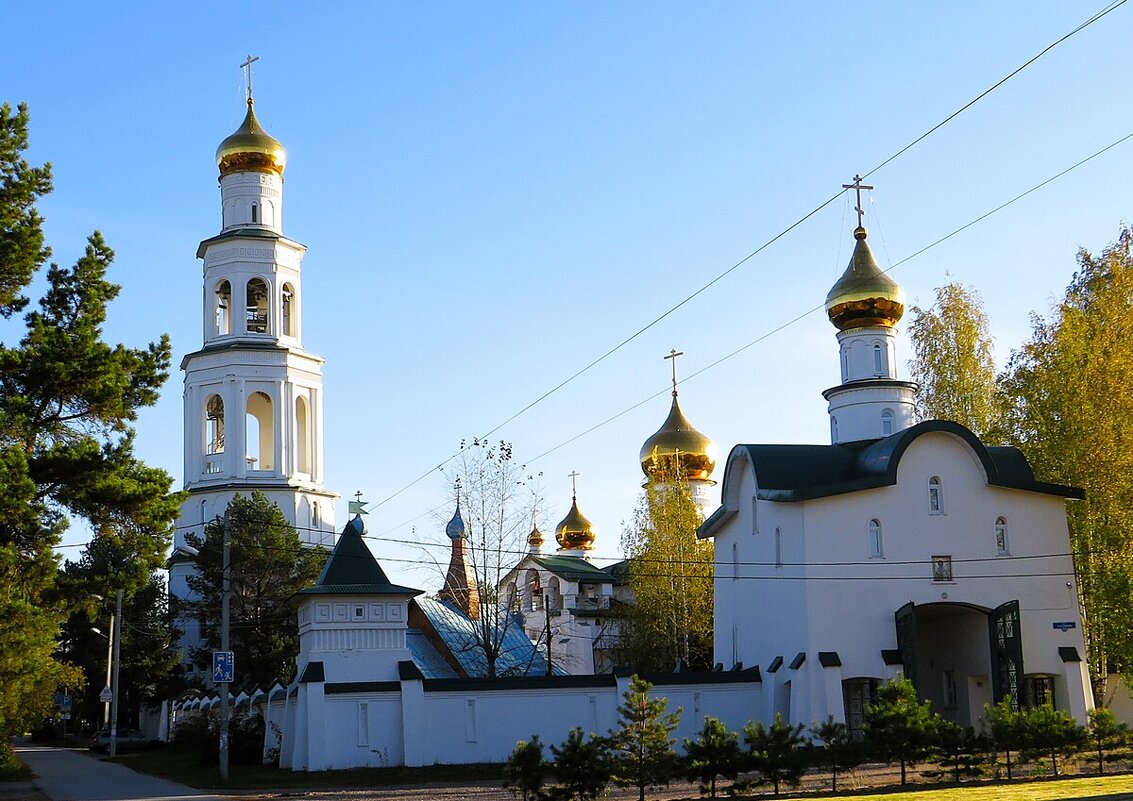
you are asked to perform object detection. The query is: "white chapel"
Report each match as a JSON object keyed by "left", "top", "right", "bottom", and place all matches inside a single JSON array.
[
  {"left": 168, "top": 93, "right": 338, "bottom": 671},
  {"left": 700, "top": 217, "right": 1093, "bottom": 734}
]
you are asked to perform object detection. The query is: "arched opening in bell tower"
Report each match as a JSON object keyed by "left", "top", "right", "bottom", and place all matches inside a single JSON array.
[
  {"left": 295, "top": 394, "right": 311, "bottom": 474},
  {"left": 282, "top": 283, "right": 295, "bottom": 338},
  {"left": 246, "top": 278, "right": 269, "bottom": 334},
  {"left": 204, "top": 394, "right": 225, "bottom": 474},
  {"left": 245, "top": 391, "right": 274, "bottom": 471},
  {"left": 214, "top": 281, "right": 231, "bottom": 336}
]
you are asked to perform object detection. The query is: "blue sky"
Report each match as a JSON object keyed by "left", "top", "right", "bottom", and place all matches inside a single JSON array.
[{"left": 4, "top": 3, "right": 1132, "bottom": 588}]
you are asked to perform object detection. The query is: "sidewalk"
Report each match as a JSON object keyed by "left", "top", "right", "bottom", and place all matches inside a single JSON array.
[{"left": 14, "top": 743, "right": 226, "bottom": 801}]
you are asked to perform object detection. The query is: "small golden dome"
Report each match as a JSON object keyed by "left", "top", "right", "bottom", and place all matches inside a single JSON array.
[
  {"left": 640, "top": 395, "right": 717, "bottom": 483},
  {"left": 216, "top": 100, "right": 286, "bottom": 177},
  {"left": 528, "top": 524, "right": 544, "bottom": 548},
  {"left": 825, "top": 226, "right": 905, "bottom": 330},
  {"left": 555, "top": 498, "right": 595, "bottom": 551}
]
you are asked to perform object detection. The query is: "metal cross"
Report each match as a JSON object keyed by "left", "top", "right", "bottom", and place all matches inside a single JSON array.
[
  {"left": 240, "top": 55, "right": 260, "bottom": 103},
  {"left": 568, "top": 470, "right": 580, "bottom": 498},
  {"left": 841, "top": 174, "right": 874, "bottom": 229},
  {"left": 354, "top": 490, "right": 364, "bottom": 503},
  {"left": 663, "top": 348, "right": 684, "bottom": 397}
]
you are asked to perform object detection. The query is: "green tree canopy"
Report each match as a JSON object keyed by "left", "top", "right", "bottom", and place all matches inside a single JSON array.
[
  {"left": 907, "top": 281, "right": 998, "bottom": 439},
  {"left": 864, "top": 677, "right": 939, "bottom": 785},
  {"left": 184, "top": 492, "right": 327, "bottom": 688},
  {"left": 743, "top": 713, "right": 808, "bottom": 797},
  {"left": 618, "top": 467, "right": 713, "bottom": 672},
  {"left": 997, "top": 227, "right": 1133, "bottom": 703},
  {"left": 607, "top": 676, "right": 681, "bottom": 801},
  {"left": 0, "top": 102, "right": 179, "bottom": 747},
  {"left": 684, "top": 715, "right": 744, "bottom": 798}
]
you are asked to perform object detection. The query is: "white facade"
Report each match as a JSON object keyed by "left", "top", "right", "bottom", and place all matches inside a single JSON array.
[
  {"left": 824, "top": 325, "right": 917, "bottom": 444},
  {"left": 703, "top": 423, "right": 1092, "bottom": 732},
  {"left": 169, "top": 103, "right": 337, "bottom": 673}
]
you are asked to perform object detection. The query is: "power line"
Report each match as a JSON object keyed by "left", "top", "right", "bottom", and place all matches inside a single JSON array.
[{"left": 366, "top": 0, "right": 1128, "bottom": 511}]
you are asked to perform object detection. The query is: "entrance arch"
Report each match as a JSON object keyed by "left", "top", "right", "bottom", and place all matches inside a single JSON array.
[{"left": 894, "top": 601, "right": 1008, "bottom": 726}]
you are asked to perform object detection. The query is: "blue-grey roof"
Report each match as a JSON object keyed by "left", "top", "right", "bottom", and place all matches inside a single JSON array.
[
  {"left": 414, "top": 596, "right": 559, "bottom": 678},
  {"left": 406, "top": 629, "right": 459, "bottom": 678}
]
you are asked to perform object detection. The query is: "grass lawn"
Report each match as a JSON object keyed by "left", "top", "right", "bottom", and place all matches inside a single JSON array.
[
  {"left": 818, "top": 774, "right": 1133, "bottom": 801},
  {"left": 113, "top": 747, "right": 505, "bottom": 790}
]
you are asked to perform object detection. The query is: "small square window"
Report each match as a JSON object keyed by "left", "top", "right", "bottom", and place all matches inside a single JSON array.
[
  {"left": 932, "top": 555, "right": 953, "bottom": 582},
  {"left": 353, "top": 606, "right": 365, "bottom": 619}
]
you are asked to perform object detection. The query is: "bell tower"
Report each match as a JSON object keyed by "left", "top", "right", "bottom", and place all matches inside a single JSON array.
[{"left": 168, "top": 63, "right": 338, "bottom": 671}]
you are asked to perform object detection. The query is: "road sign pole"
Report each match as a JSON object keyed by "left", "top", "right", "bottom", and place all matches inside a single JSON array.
[
  {"left": 103, "top": 611, "right": 115, "bottom": 727},
  {"left": 219, "top": 511, "right": 231, "bottom": 782}
]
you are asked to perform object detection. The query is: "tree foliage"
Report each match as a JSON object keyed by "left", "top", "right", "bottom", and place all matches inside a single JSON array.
[
  {"left": 0, "top": 102, "right": 179, "bottom": 746},
  {"left": 504, "top": 735, "right": 548, "bottom": 801},
  {"left": 907, "top": 281, "right": 999, "bottom": 439},
  {"left": 184, "top": 492, "right": 327, "bottom": 688},
  {"left": 997, "top": 227, "right": 1133, "bottom": 703},
  {"left": 619, "top": 467, "right": 713, "bottom": 672},
  {"left": 441, "top": 439, "right": 543, "bottom": 677},
  {"left": 683, "top": 716, "right": 743, "bottom": 798},
  {"left": 743, "top": 713, "right": 808, "bottom": 797},
  {"left": 1087, "top": 707, "right": 1129, "bottom": 774},
  {"left": 607, "top": 676, "right": 681, "bottom": 801},
  {"left": 865, "top": 677, "right": 939, "bottom": 785},
  {"left": 810, "top": 716, "right": 864, "bottom": 792},
  {"left": 549, "top": 727, "right": 609, "bottom": 801}
]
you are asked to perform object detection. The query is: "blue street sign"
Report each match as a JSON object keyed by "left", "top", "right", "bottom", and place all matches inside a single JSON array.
[
  {"left": 213, "top": 651, "right": 235, "bottom": 683},
  {"left": 1053, "top": 621, "right": 1077, "bottom": 632}
]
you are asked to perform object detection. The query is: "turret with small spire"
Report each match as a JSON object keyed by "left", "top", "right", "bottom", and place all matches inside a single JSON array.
[{"left": 438, "top": 490, "right": 480, "bottom": 619}]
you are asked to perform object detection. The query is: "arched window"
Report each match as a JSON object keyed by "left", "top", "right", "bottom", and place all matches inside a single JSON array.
[
  {"left": 869, "top": 519, "right": 883, "bottom": 558},
  {"left": 200, "top": 499, "right": 208, "bottom": 526},
  {"left": 732, "top": 542, "right": 739, "bottom": 580},
  {"left": 928, "top": 476, "right": 944, "bottom": 514},
  {"left": 295, "top": 395, "right": 311, "bottom": 474},
  {"left": 250, "top": 201, "right": 258, "bottom": 224},
  {"left": 246, "top": 278, "right": 269, "bottom": 334},
  {"left": 281, "top": 283, "right": 295, "bottom": 337},
  {"left": 873, "top": 343, "right": 884, "bottom": 375},
  {"left": 774, "top": 527, "right": 783, "bottom": 568},
  {"left": 245, "top": 391, "right": 274, "bottom": 471},
  {"left": 831, "top": 416, "right": 839, "bottom": 442},
  {"left": 547, "top": 577, "right": 562, "bottom": 611},
  {"left": 526, "top": 569, "right": 542, "bottom": 611},
  {"left": 311, "top": 501, "right": 320, "bottom": 531},
  {"left": 881, "top": 409, "right": 894, "bottom": 436},
  {"left": 995, "top": 516, "right": 1009, "bottom": 555},
  {"left": 214, "top": 281, "right": 231, "bottom": 336}
]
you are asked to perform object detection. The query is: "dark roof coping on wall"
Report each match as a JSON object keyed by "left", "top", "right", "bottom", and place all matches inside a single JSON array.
[{"left": 700, "top": 420, "right": 1083, "bottom": 538}]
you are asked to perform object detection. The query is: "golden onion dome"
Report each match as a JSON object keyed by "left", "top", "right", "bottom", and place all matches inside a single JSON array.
[
  {"left": 640, "top": 395, "right": 717, "bottom": 483},
  {"left": 216, "top": 100, "right": 286, "bottom": 177},
  {"left": 825, "top": 226, "right": 905, "bottom": 331},
  {"left": 555, "top": 497, "right": 595, "bottom": 551},
  {"left": 527, "top": 524, "right": 544, "bottom": 549}
]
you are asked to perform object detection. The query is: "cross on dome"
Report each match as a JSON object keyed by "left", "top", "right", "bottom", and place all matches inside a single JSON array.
[
  {"left": 841, "top": 174, "right": 874, "bottom": 229},
  {"left": 240, "top": 55, "right": 260, "bottom": 104}
]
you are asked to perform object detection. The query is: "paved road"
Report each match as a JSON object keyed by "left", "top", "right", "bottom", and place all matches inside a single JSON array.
[{"left": 14, "top": 744, "right": 226, "bottom": 801}]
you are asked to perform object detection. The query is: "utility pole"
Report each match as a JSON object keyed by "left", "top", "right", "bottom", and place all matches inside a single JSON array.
[
  {"left": 545, "top": 594, "right": 552, "bottom": 675},
  {"left": 219, "top": 511, "right": 232, "bottom": 781},
  {"left": 108, "top": 589, "right": 123, "bottom": 758}
]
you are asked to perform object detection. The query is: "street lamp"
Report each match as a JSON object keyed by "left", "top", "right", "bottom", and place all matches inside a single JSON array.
[{"left": 90, "top": 619, "right": 114, "bottom": 728}]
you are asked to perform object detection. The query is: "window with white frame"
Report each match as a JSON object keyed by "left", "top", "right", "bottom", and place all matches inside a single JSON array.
[
  {"left": 995, "top": 516, "right": 1009, "bottom": 555},
  {"left": 868, "top": 519, "right": 883, "bottom": 558},
  {"left": 881, "top": 409, "right": 893, "bottom": 436},
  {"left": 928, "top": 476, "right": 944, "bottom": 514},
  {"left": 873, "top": 343, "right": 884, "bottom": 375}
]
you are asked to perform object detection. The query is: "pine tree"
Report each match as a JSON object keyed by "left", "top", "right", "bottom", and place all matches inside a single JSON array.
[
  {"left": 550, "top": 728, "right": 609, "bottom": 801},
  {"left": 683, "top": 715, "right": 743, "bottom": 798},
  {"left": 1087, "top": 708, "right": 1129, "bottom": 774},
  {"left": 810, "top": 717, "right": 864, "bottom": 792},
  {"left": 0, "top": 102, "right": 179, "bottom": 753},
  {"left": 743, "top": 714, "right": 809, "bottom": 797},
  {"left": 504, "top": 735, "right": 548, "bottom": 801},
  {"left": 607, "top": 676, "right": 681, "bottom": 801},
  {"left": 184, "top": 493, "right": 327, "bottom": 687},
  {"left": 864, "top": 677, "right": 939, "bottom": 785}
]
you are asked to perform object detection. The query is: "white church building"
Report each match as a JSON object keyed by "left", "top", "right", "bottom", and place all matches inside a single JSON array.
[
  {"left": 169, "top": 84, "right": 1093, "bottom": 767},
  {"left": 700, "top": 221, "right": 1092, "bottom": 735}
]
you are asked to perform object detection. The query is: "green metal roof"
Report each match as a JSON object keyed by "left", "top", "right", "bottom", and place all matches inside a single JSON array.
[
  {"left": 532, "top": 554, "right": 615, "bottom": 584},
  {"left": 297, "top": 516, "right": 421, "bottom": 597}
]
